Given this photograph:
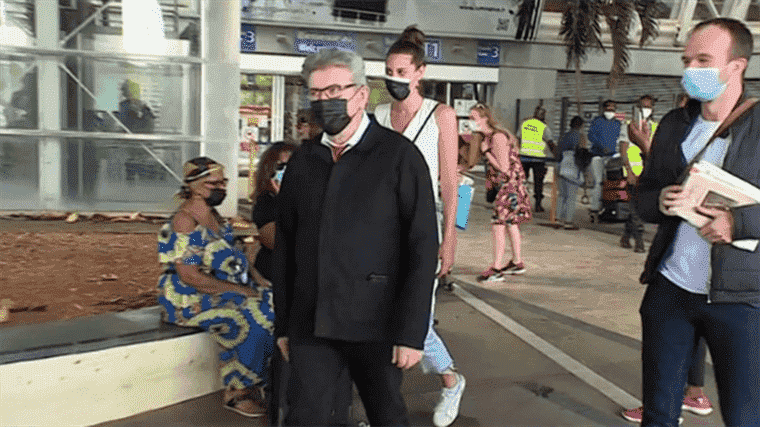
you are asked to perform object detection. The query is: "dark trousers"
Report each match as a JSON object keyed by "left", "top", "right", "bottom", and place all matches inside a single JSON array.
[
  {"left": 640, "top": 273, "right": 760, "bottom": 427},
  {"left": 284, "top": 335, "right": 408, "bottom": 427},
  {"left": 271, "top": 349, "right": 354, "bottom": 426},
  {"left": 687, "top": 337, "right": 707, "bottom": 387},
  {"left": 623, "top": 184, "right": 644, "bottom": 242},
  {"left": 521, "top": 160, "right": 547, "bottom": 205}
]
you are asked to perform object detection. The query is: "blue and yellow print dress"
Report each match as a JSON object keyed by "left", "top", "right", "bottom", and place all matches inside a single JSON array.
[{"left": 157, "top": 219, "right": 274, "bottom": 390}]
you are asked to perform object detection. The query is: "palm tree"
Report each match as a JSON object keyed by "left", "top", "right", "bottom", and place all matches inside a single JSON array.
[{"left": 559, "top": 0, "right": 664, "bottom": 114}]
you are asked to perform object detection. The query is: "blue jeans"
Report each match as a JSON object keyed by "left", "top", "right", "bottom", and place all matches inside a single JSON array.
[
  {"left": 421, "top": 277, "right": 455, "bottom": 375},
  {"left": 640, "top": 274, "right": 760, "bottom": 427},
  {"left": 556, "top": 177, "right": 580, "bottom": 224},
  {"left": 589, "top": 156, "right": 606, "bottom": 211}
]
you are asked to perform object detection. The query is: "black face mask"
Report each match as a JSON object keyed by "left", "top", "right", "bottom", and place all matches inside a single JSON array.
[
  {"left": 205, "top": 188, "right": 226, "bottom": 206},
  {"left": 311, "top": 98, "right": 352, "bottom": 136},
  {"left": 384, "top": 76, "right": 411, "bottom": 101}
]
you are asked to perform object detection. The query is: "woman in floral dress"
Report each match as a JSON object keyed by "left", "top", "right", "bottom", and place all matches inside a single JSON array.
[
  {"left": 157, "top": 157, "right": 274, "bottom": 418},
  {"left": 470, "top": 104, "right": 532, "bottom": 282}
]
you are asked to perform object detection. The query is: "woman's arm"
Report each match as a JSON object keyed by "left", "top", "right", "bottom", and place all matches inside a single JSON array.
[
  {"left": 257, "top": 221, "right": 276, "bottom": 250},
  {"left": 172, "top": 212, "right": 257, "bottom": 296},
  {"left": 489, "top": 132, "right": 512, "bottom": 173},
  {"left": 436, "top": 105, "right": 459, "bottom": 276},
  {"left": 466, "top": 136, "right": 481, "bottom": 169}
]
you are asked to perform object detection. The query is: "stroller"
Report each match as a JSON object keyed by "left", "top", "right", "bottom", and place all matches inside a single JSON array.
[{"left": 590, "top": 154, "right": 631, "bottom": 223}]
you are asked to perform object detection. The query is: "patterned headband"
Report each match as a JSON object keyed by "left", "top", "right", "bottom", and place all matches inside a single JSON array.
[{"left": 183, "top": 162, "right": 224, "bottom": 183}]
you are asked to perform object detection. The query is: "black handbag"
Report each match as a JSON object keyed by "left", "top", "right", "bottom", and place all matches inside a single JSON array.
[
  {"left": 574, "top": 147, "right": 593, "bottom": 171},
  {"left": 486, "top": 183, "right": 502, "bottom": 203}
]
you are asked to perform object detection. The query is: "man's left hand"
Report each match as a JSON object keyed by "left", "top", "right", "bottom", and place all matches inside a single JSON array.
[
  {"left": 438, "top": 234, "right": 457, "bottom": 278},
  {"left": 695, "top": 206, "right": 734, "bottom": 244},
  {"left": 392, "top": 345, "right": 423, "bottom": 369}
]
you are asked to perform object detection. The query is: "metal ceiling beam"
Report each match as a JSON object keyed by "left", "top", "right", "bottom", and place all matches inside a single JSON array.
[
  {"left": 721, "top": 0, "right": 752, "bottom": 19},
  {"left": 676, "top": 0, "right": 698, "bottom": 44}
]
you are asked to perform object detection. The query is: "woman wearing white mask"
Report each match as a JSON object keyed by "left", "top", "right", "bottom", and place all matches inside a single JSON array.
[{"left": 374, "top": 26, "right": 464, "bottom": 427}]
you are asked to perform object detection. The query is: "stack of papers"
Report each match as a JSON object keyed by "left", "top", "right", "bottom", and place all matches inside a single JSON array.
[{"left": 674, "top": 160, "right": 760, "bottom": 228}]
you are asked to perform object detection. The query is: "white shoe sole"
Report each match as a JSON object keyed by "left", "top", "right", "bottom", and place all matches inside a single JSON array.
[
  {"left": 681, "top": 404, "right": 713, "bottom": 416},
  {"left": 433, "top": 374, "right": 466, "bottom": 427}
]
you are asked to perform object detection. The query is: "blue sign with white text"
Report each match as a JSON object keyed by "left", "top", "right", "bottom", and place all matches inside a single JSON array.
[
  {"left": 294, "top": 30, "right": 357, "bottom": 54},
  {"left": 477, "top": 41, "right": 500, "bottom": 65},
  {"left": 241, "top": 24, "right": 256, "bottom": 53},
  {"left": 425, "top": 39, "right": 443, "bottom": 62}
]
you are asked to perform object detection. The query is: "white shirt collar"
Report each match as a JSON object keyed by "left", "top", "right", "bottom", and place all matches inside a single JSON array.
[{"left": 320, "top": 112, "right": 370, "bottom": 154}]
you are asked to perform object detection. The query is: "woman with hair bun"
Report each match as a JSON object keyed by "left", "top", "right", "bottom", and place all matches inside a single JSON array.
[{"left": 374, "top": 25, "right": 464, "bottom": 427}]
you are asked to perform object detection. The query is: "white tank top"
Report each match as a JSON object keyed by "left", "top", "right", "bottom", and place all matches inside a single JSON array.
[{"left": 374, "top": 98, "right": 440, "bottom": 207}]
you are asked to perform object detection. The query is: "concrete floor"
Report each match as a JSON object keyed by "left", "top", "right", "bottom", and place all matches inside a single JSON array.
[{"left": 95, "top": 177, "right": 725, "bottom": 427}]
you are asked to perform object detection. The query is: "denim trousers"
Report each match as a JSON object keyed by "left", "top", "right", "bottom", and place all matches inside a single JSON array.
[
  {"left": 640, "top": 273, "right": 760, "bottom": 427},
  {"left": 556, "top": 177, "right": 580, "bottom": 224},
  {"left": 421, "top": 277, "right": 455, "bottom": 375},
  {"left": 589, "top": 156, "right": 606, "bottom": 211}
]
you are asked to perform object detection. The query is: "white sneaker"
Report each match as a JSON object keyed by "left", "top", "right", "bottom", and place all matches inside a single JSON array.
[{"left": 433, "top": 372, "right": 465, "bottom": 427}]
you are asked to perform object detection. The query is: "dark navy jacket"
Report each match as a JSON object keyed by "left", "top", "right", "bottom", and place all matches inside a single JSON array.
[
  {"left": 635, "top": 98, "right": 760, "bottom": 307},
  {"left": 271, "top": 119, "right": 439, "bottom": 349}
]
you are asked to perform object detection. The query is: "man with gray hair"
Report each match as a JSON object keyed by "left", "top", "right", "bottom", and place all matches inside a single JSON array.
[{"left": 272, "top": 48, "right": 439, "bottom": 426}]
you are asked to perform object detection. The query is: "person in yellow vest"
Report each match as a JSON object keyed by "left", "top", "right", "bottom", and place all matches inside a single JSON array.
[
  {"left": 620, "top": 95, "right": 656, "bottom": 252},
  {"left": 516, "top": 106, "right": 556, "bottom": 212}
]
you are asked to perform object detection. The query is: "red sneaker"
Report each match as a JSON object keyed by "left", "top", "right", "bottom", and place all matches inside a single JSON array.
[
  {"left": 621, "top": 406, "right": 684, "bottom": 424},
  {"left": 621, "top": 406, "right": 643, "bottom": 423},
  {"left": 682, "top": 394, "right": 713, "bottom": 415}
]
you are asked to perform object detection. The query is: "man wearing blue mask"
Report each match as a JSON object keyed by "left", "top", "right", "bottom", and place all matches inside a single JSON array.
[
  {"left": 272, "top": 48, "right": 439, "bottom": 426},
  {"left": 634, "top": 18, "right": 760, "bottom": 427}
]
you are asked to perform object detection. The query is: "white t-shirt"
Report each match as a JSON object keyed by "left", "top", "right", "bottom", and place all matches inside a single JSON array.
[{"left": 658, "top": 115, "right": 727, "bottom": 295}]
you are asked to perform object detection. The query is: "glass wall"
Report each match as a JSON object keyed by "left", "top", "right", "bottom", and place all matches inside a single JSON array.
[
  {"left": 0, "top": 55, "right": 37, "bottom": 129},
  {"left": 0, "top": 0, "right": 204, "bottom": 213},
  {"left": 61, "top": 137, "right": 198, "bottom": 211},
  {"left": 0, "top": 135, "right": 39, "bottom": 210}
]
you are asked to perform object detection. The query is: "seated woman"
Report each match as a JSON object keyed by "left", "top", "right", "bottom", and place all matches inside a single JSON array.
[{"left": 157, "top": 157, "right": 274, "bottom": 418}]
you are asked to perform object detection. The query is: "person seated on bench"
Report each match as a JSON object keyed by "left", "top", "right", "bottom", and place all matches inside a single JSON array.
[{"left": 157, "top": 156, "right": 274, "bottom": 418}]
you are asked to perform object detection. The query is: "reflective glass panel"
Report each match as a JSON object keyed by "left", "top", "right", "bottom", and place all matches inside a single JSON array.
[
  {"left": 60, "top": 0, "right": 200, "bottom": 58},
  {"left": 62, "top": 58, "right": 200, "bottom": 136},
  {"left": 0, "top": 0, "right": 35, "bottom": 47},
  {"left": 0, "top": 135, "right": 39, "bottom": 210},
  {"left": 0, "top": 56, "right": 37, "bottom": 129},
  {"left": 60, "top": 138, "right": 199, "bottom": 212}
]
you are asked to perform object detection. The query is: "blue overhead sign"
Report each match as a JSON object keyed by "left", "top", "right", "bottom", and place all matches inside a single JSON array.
[
  {"left": 477, "top": 41, "right": 500, "bottom": 65},
  {"left": 383, "top": 36, "right": 442, "bottom": 62},
  {"left": 240, "top": 24, "right": 256, "bottom": 53},
  {"left": 424, "top": 39, "right": 443, "bottom": 62},
  {"left": 294, "top": 30, "right": 357, "bottom": 54}
]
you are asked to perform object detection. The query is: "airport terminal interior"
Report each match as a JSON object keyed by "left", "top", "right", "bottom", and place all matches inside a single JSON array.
[{"left": 2, "top": 0, "right": 760, "bottom": 217}]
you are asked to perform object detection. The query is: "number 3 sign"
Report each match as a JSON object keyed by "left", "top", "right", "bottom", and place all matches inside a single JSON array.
[{"left": 241, "top": 24, "right": 256, "bottom": 53}]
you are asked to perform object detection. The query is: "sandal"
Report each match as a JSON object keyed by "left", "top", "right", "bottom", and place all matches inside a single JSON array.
[{"left": 224, "top": 389, "right": 267, "bottom": 418}]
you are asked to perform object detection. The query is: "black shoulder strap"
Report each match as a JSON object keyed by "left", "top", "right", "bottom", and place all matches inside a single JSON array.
[{"left": 411, "top": 102, "right": 440, "bottom": 143}]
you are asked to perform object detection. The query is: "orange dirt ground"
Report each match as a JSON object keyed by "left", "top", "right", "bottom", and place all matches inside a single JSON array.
[
  {"left": 0, "top": 213, "right": 257, "bottom": 328},
  {"left": 0, "top": 231, "right": 161, "bottom": 327}
]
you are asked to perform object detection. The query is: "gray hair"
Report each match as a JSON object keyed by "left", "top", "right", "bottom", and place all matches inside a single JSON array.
[{"left": 301, "top": 49, "right": 367, "bottom": 87}]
